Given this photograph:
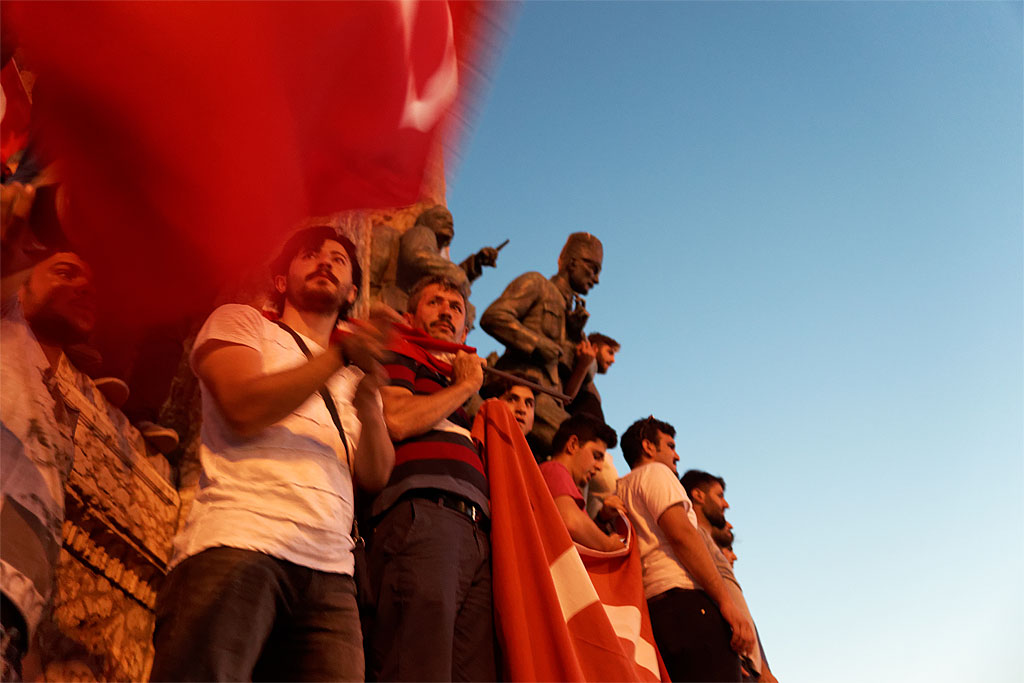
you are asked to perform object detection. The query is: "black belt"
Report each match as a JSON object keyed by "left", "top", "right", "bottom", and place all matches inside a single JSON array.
[{"left": 401, "top": 489, "right": 490, "bottom": 532}]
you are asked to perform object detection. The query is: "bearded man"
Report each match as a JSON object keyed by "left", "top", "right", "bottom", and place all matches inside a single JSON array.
[
  {"left": 149, "top": 225, "right": 394, "bottom": 681},
  {"left": 1, "top": 250, "right": 97, "bottom": 680}
]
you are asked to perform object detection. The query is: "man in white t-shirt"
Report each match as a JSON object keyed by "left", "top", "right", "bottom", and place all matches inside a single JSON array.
[
  {"left": 150, "top": 226, "right": 395, "bottom": 682},
  {"left": 616, "top": 416, "right": 755, "bottom": 682}
]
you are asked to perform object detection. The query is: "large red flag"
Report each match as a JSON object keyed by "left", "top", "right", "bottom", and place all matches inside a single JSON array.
[
  {"left": 473, "top": 400, "right": 670, "bottom": 682},
  {"left": 3, "top": 1, "right": 492, "bottom": 329}
]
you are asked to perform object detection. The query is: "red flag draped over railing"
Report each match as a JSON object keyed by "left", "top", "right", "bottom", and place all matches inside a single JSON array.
[
  {"left": 473, "top": 400, "right": 670, "bottom": 682},
  {"left": 3, "top": 1, "right": 493, "bottom": 329}
]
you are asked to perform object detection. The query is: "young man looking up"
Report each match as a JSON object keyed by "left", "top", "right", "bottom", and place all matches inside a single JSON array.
[
  {"left": 481, "top": 374, "right": 536, "bottom": 436},
  {"left": 150, "top": 226, "right": 393, "bottom": 682},
  {"left": 370, "top": 274, "right": 494, "bottom": 682},
  {"left": 617, "top": 417, "right": 756, "bottom": 682},
  {"left": 540, "top": 414, "right": 627, "bottom": 552}
]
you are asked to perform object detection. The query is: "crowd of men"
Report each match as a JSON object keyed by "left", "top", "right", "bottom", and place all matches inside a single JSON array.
[{"left": 1, "top": 196, "right": 779, "bottom": 682}]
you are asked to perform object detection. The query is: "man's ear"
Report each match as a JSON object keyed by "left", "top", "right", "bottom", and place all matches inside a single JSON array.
[
  {"left": 640, "top": 437, "right": 657, "bottom": 459},
  {"left": 689, "top": 487, "right": 706, "bottom": 505},
  {"left": 273, "top": 274, "right": 287, "bottom": 295},
  {"left": 403, "top": 311, "right": 415, "bottom": 326},
  {"left": 565, "top": 434, "right": 580, "bottom": 454},
  {"left": 345, "top": 284, "right": 358, "bottom": 306}
]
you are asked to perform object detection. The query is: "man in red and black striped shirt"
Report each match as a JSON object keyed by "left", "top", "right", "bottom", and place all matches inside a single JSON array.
[{"left": 369, "top": 274, "right": 494, "bottom": 682}]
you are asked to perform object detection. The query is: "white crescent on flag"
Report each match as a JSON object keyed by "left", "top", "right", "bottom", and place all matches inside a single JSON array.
[{"left": 398, "top": 0, "right": 459, "bottom": 132}]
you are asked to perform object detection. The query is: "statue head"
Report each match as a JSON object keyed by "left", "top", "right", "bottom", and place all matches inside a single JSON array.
[
  {"left": 414, "top": 205, "right": 455, "bottom": 249},
  {"left": 557, "top": 232, "right": 603, "bottom": 295}
]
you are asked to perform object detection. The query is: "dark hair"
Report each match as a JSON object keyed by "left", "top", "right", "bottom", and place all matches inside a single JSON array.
[
  {"left": 680, "top": 469, "right": 726, "bottom": 499},
  {"left": 268, "top": 225, "right": 361, "bottom": 318},
  {"left": 551, "top": 414, "right": 618, "bottom": 455},
  {"left": 710, "top": 526, "right": 734, "bottom": 550},
  {"left": 587, "top": 332, "right": 620, "bottom": 350},
  {"left": 406, "top": 274, "right": 467, "bottom": 314},
  {"left": 480, "top": 372, "right": 535, "bottom": 400},
  {"left": 621, "top": 416, "right": 676, "bottom": 468}
]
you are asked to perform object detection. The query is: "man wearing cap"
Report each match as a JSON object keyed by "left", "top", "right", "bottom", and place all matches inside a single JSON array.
[
  {"left": 150, "top": 225, "right": 394, "bottom": 681},
  {"left": 480, "top": 232, "right": 603, "bottom": 458}
]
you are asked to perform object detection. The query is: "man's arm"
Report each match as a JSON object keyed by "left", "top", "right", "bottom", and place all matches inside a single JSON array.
[
  {"left": 658, "top": 504, "right": 757, "bottom": 656},
  {"left": 194, "top": 340, "right": 346, "bottom": 438},
  {"left": 348, "top": 367, "right": 395, "bottom": 492},
  {"left": 553, "top": 496, "right": 624, "bottom": 552},
  {"left": 379, "top": 350, "right": 483, "bottom": 441},
  {"left": 479, "top": 272, "right": 561, "bottom": 362},
  {"left": 563, "top": 339, "right": 597, "bottom": 400}
]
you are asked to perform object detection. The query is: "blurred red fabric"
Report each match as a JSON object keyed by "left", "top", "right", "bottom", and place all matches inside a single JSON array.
[{"left": 5, "top": 1, "right": 485, "bottom": 329}]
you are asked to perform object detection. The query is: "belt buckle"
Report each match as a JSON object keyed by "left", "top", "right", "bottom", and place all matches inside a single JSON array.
[{"left": 467, "top": 504, "right": 478, "bottom": 523}]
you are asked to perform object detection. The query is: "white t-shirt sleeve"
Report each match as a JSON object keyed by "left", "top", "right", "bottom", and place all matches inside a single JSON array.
[
  {"left": 639, "top": 463, "right": 692, "bottom": 522},
  {"left": 190, "top": 304, "right": 266, "bottom": 372}
]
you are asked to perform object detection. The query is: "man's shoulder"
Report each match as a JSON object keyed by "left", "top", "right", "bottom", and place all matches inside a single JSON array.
[
  {"left": 620, "top": 463, "right": 680, "bottom": 492},
  {"left": 205, "top": 302, "right": 265, "bottom": 326},
  {"left": 191, "top": 304, "right": 271, "bottom": 370}
]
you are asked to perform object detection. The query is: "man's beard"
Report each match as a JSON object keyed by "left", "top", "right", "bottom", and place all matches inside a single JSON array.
[
  {"left": 705, "top": 506, "right": 727, "bottom": 529},
  {"left": 28, "top": 309, "right": 91, "bottom": 346},
  {"left": 287, "top": 280, "right": 352, "bottom": 315}
]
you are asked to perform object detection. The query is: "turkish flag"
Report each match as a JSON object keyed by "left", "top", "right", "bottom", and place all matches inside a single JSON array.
[
  {"left": 3, "top": 1, "right": 490, "bottom": 329},
  {"left": 0, "top": 60, "right": 32, "bottom": 168},
  {"left": 473, "top": 400, "right": 670, "bottom": 682}
]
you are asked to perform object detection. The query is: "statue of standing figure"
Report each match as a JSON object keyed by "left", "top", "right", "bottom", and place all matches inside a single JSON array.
[
  {"left": 369, "top": 205, "right": 501, "bottom": 315},
  {"left": 480, "top": 232, "right": 603, "bottom": 459}
]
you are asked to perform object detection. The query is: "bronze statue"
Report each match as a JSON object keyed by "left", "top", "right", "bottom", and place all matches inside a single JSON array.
[
  {"left": 370, "top": 205, "right": 502, "bottom": 314},
  {"left": 480, "top": 232, "right": 603, "bottom": 458}
]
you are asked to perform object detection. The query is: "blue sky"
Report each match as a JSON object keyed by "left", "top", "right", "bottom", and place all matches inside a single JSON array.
[{"left": 446, "top": 2, "right": 1022, "bottom": 681}]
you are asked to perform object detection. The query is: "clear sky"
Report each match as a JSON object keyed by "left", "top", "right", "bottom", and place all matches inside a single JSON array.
[{"left": 445, "top": 2, "right": 1022, "bottom": 682}]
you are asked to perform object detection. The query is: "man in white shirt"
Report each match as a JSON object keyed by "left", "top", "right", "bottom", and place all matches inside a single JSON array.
[
  {"left": 616, "top": 416, "right": 755, "bottom": 682},
  {"left": 150, "top": 226, "right": 394, "bottom": 681}
]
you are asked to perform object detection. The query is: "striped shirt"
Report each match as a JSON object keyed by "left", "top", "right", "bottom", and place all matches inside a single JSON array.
[{"left": 373, "top": 352, "right": 488, "bottom": 517}]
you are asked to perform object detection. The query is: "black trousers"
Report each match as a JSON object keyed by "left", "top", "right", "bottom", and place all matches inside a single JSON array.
[
  {"left": 368, "top": 498, "right": 496, "bottom": 682},
  {"left": 150, "top": 546, "right": 363, "bottom": 682},
  {"left": 647, "top": 588, "right": 742, "bottom": 682}
]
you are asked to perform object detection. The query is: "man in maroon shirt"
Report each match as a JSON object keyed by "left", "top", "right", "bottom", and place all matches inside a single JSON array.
[{"left": 539, "top": 414, "right": 627, "bottom": 552}]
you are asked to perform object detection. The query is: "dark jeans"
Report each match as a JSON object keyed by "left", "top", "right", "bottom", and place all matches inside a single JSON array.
[
  {"left": 368, "top": 498, "right": 495, "bottom": 682},
  {"left": 150, "top": 546, "right": 363, "bottom": 682},
  {"left": 647, "top": 588, "right": 742, "bottom": 682}
]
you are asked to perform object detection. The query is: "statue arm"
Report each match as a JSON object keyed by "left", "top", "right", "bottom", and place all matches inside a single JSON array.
[
  {"left": 479, "top": 272, "right": 546, "bottom": 354},
  {"left": 458, "top": 246, "right": 499, "bottom": 282},
  {"left": 458, "top": 253, "right": 484, "bottom": 282}
]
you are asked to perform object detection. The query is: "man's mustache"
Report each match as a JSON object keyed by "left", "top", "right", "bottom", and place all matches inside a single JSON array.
[{"left": 307, "top": 268, "right": 338, "bottom": 285}]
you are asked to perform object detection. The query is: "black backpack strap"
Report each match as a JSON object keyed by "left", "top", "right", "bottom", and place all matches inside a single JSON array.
[
  {"left": 271, "top": 320, "right": 362, "bottom": 545},
  {"left": 272, "top": 319, "right": 350, "bottom": 461}
]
